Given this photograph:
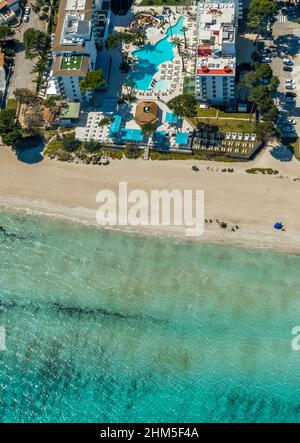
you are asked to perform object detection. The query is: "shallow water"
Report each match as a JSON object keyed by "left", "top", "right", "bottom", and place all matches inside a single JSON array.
[{"left": 1, "top": 210, "right": 300, "bottom": 422}]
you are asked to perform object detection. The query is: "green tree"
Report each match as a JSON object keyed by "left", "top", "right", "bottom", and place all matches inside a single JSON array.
[
  {"left": 171, "top": 36, "right": 184, "bottom": 55},
  {"left": 263, "top": 105, "right": 279, "bottom": 123},
  {"left": 250, "top": 86, "right": 273, "bottom": 114},
  {"left": 268, "top": 76, "right": 280, "bottom": 94},
  {"left": 132, "top": 29, "right": 147, "bottom": 46},
  {"left": 61, "top": 134, "right": 81, "bottom": 152},
  {"left": 125, "top": 76, "right": 137, "bottom": 95},
  {"left": 254, "top": 62, "right": 273, "bottom": 81},
  {"left": 247, "top": 0, "right": 276, "bottom": 32},
  {"left": 43, "top": 95, "right": 61, "bottom": 109},
  {"left": 98, "top": 117, "right": 114, "bottom": 126},
  {"left": 0, "top": 109, "right": 23, "bottom": 148},
  {"left": 84, "top": 140, "right": 101, "bottom": 153},
  {"left": 14, "top": 88, "right": 38, "bottom": 106},
  {"left": 141, "top": 121, "right": 157, "bottom": 137},
  {"left": 239, "top": 70, "right": 259, "bottom": 88},
  {"left": 181, "top": 26, "right": 188, "bottom": 49},
  {"left": 23, "top": 28, "right": 50, "bottom": 59},
  {"left": 106, "top": 32, "right": 136, "bottom": 51},
  {"left": 0, "top": 25, "right": 15, "bottom": 41},
  {"left": 168, "top": 94, "right": 197, "bottom": 118},
  {"left": 79, "top": 70, "right": 106, "bottom": 93},
  {"left": 2, "top": 129, "right": 23, "bottom": 148},
  {"left": 255, "top": 120, "right": 278, "bottom": 141}
]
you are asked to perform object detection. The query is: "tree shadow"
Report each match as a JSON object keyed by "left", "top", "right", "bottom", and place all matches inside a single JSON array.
[
  {"left": 16, "top": 137, "right": 45, "bottom": 164},
  {"left": 270, "top": 145, "right": 293, "bottom": 161}
]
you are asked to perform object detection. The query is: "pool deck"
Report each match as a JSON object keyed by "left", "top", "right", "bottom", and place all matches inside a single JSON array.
[
  {"left": 75, "top": 6, "right": 197, "bottom": 149},
  {"left": 124, "top": 5, "right": 198, "bottom": 103}
]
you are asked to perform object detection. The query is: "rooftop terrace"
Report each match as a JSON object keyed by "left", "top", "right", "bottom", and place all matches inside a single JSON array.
[{"left": 60, "top": 55, "right": 83, "bottom": 70}]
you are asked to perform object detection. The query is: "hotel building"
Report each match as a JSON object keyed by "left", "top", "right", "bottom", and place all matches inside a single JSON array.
[
  {"left": 0, "top": 0, "right": 19, "bottom": 23},
  {"left": 195, "top": 1, "right": 238, "bottom": 106},
  {"left": 52, "top": 0, "right": 110, "bottom": 101}
]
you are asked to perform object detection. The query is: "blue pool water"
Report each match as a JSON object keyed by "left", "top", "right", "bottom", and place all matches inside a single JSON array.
[
  {"left": 131, "top": 16, "right": 185, "bottom": 91},
  {"left": 153, "top": 79, "right": 170, "bottom": 92}
]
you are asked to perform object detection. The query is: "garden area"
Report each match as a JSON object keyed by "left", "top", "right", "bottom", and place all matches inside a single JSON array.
[
  {"left": 192, "top": 117, "right": 256, "bottom": 134},
  {"left": 44, "top": 135, "right": 143, "bottom": 163}
]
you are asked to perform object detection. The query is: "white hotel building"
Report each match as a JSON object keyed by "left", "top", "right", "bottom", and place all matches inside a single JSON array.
[
  {"left": 195, "top": 1, "right": 238, "bottom": 106},
  {"left": 51, "top": 0, "right": 110, "bottom": 101}
]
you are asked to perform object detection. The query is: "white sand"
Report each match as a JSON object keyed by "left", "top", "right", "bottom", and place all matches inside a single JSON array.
[{"left": 1, "top": 145, "right": 300, "bottom": 254}]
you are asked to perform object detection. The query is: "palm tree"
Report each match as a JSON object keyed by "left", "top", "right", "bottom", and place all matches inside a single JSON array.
[
  {"left": 181, "top": 26, "right": 188, "bottom": 49},
  {"left": 133, "top": 29, "right": 147, "bottom": 47},
  {"left": 141, "top": 122, "right": 157, "bottom": 139},
  {"left": 171, "top": 36, "right": 184, "bottom": 56},
  {"left": 125, "top": 76, "right": 137, "bottom": 98}
]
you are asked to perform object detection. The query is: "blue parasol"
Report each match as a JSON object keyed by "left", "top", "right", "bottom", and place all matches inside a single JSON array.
[{"left": 274, "top": 222, "right": 283, "bottom": 230}]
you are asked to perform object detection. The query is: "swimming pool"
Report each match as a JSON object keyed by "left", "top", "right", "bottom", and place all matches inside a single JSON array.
[
  {"left": 131, "top": 16, "right": 185, "bottom": 91},
  {"left": 153, "top": 79, "right": 170, "bottom": 92}
]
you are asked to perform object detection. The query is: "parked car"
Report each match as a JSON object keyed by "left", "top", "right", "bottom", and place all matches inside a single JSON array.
[
  {"left": 286, "top": 84, "right": 296, "bottom": 89},
  {"left": 23, "top": 14, "right": 29, "bottom": 22},
  {"left": 283, "top": 59, "right": 294, "bottom": 66},
  {"left": 283, "top": 66, "right": 293, "bottom": 72},
  {"left": 287, "top": 119, "right": 296, "bottom": 125},
  {"left": 25, "top": 6, "right": 30, "bottom": 14},
  {"left": 259, "top": 48, "right": 271, "bottom": 55},
  {"left": 261, "top": 56, "right": 271, "bottom": 63},
  {"left": 283, "top": 125, "right": 295, "bottom": 132},
  {"left": 286, "top": 92, "right": 297, "bottom": 97}
]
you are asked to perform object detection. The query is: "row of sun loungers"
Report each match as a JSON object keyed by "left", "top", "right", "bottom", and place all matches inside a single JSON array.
[{"left": 225, "top": 132, "right": 257, "bottom": 141}]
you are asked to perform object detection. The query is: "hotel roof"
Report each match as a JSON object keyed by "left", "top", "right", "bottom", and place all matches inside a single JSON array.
[
  {"left": 60, "top": 102, "right": 81, "bottom": 119},
  {"left": 135, "top": 101, "right": 159, "bottom": 127},
  {"left": 196, "top": 1, "right": 236, "bottom": 76},
  {"left": 53, "top": 54, "right": 89, "bottom": 76},
  {"left": 52, "top": 0, "right": 94, "bottom": 52}
]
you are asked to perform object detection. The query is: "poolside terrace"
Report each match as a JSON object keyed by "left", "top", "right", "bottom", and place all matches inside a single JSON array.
[
  {"left": 125, "top": 4, "right": 198, "bottom": 103},
  {"left": 192, "top": 131, "right": 263, "bottom": 159}
]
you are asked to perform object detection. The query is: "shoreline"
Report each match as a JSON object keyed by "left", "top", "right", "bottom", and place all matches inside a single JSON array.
[
  {"left": 1, "top": 146, "right": 300, "bottom": 255},
  {"left": 1, "top": 196, "right": 300, "bottom": 256}
]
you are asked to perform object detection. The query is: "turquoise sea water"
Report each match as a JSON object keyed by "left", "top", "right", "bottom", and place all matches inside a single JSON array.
[
  {"left": 131, "top": 17, "right": 184, "bottom": 91},
  {"left": 1, "top": 210, "right": 300, "bottom": 422}
]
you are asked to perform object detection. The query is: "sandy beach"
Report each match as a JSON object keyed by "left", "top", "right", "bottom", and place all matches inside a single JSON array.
[{"left": 1, "top": 145, "right": 300, "bottom": 254}]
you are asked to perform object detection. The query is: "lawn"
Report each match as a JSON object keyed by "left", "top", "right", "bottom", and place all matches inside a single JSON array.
[
  {"left": 197, "top": 108, "right": 218, "bottom": 118},
  {"left": 60, "top": 55, "right": 83, "bottom": 70},
  {"left": 190, "top": 117, "right": 255, "bottom": 133},
  {"left": 217, "top": 110, "right": 255, "bottom": 119},
  {"left": 6, "top": 99, "right": 17, "bottom": 113}
]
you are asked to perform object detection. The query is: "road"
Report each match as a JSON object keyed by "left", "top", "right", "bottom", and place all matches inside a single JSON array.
[{"left": 8, "top": 3, "right": 47, "bottom": 99}]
